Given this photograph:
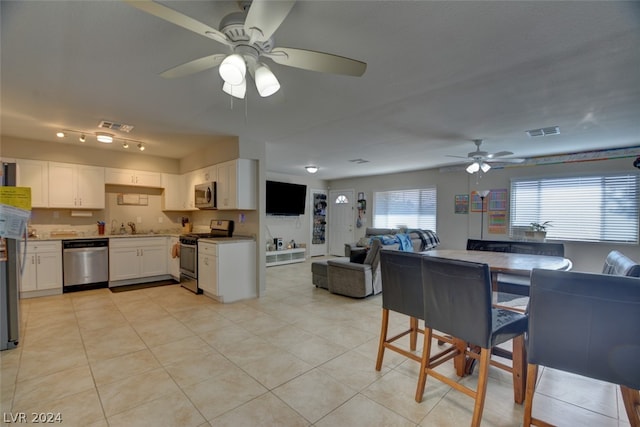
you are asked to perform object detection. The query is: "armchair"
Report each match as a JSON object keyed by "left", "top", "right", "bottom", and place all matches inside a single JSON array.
[{"left": 327, "top": 239, "right": 383, "bottom": 297}]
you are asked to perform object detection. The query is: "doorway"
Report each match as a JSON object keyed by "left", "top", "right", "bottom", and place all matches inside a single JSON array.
[{"left": 328, "top": 189, "right": 355, "bottom": 256}]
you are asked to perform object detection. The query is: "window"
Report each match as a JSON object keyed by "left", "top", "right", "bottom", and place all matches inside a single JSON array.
[
  {"left": 335, "top": 194, "right": 349, "bottom": 204},
  {"left": 510, "top": 173, "right": 639, "bottom": 243},
  {"left": 373, "top": 187, "right": 437, "bottom": 230}
]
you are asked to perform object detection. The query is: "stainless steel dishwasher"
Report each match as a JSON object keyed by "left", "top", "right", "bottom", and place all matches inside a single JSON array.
[{"left": 62, "top": 239, "right": 109, "bottom": 292}]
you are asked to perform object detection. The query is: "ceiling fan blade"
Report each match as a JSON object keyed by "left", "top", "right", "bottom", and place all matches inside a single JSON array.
[
  {"left": 244, "top": 0, "right": 296, "bottom": 44},
  {"left": 486, "top": 158, "right": 525, "bottom": 163},
  {"left": 445, "top": 155, "right": 469, "bottom": 159},
  {"left": 487, "top": 151, "right": 514, "bottom": 158},
  {"left": 123, "top": 0, "right": 231, "bottom": 46},
  {"left": 160, "top": 54, "right": 227, "bottom": 78},
  {"left": 265, "top": 47, "right": 367, "bottom": 76}
]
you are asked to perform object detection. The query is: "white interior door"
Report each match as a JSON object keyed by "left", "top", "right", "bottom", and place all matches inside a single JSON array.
[{"left": 328, "top": 189, "right": 355, "bottom": 256}]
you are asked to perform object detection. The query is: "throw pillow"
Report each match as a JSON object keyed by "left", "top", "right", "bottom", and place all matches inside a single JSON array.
[{"left": 356, "top": 237, "right": 371, "bottom": 247}]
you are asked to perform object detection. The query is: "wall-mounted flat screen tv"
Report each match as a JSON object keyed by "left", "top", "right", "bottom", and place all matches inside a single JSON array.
[{"left": 266, "top": 180, "right": 307, "bottom": 216}]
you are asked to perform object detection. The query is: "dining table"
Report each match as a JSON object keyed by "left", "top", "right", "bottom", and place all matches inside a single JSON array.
[
  {"left": 421, "top": 249, "right": 573, "bottom": 285},
  {"left": 419, "top": 248, "right": 573, "bottom": 398}
]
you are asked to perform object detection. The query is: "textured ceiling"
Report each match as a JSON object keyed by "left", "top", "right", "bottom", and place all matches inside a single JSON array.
[{"left": 2, "top": 1, "right": 640, "bottom": 179}]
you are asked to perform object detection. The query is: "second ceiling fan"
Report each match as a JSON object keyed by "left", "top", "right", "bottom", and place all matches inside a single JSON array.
[
  {"left": 124, "top": 0, "right": 367, "bottom": 98},
  {"left": 448, "top": 139, "right": 525, "bottom": 174}
]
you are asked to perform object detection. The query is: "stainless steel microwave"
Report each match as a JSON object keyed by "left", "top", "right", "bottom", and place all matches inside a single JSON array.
[{"left": 195, "top": 182, "right": 217, "bottom": 209}]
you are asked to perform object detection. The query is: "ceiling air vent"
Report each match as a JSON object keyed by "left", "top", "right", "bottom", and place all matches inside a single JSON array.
[
  {"left": 348, "top": 158, "right": 370, "bottom": 164},
  {"left": 98, "top": 120, "right": 134, "bottom": 133},
  {"left": 526, "top": 126, "right": 560, "bottom": 138}
]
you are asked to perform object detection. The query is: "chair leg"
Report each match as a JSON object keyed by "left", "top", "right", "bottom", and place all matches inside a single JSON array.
[
  {"left": 415, "top": 327, "right": 433, "bottom": 402},
  {"left": 621, "top": 385, "right": 640, "bottom": 427},
  {"left": 375, "top": 308, "right": 389, "bottom": 371},
  {"left": 471, "top": 348, "right": 491, "bottom": 427},
  {"left": 409, "top": 316, "right": 418, "bottom": 351},
  {"left": 523, "top": 363, "right": 539, "bottom": 427},
  {"left": 511, "top": 334, "right": 526, "bottom": 404}
]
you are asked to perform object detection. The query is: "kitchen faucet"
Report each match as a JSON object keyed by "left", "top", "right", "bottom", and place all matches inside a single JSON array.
[{"left": 127, "top": 222, "right": 137, "bottom": 235}]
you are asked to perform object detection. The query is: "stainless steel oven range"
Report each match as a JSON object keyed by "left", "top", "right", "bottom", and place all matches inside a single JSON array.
[{"left": 179, "top": 219, "right": 234, "bottom": 293}]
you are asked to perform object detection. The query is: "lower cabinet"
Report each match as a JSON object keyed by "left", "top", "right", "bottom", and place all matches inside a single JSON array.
[
  {"left": 19, "top": 241, "right": 62, "bottom": 298},
  {"left": 198, "top": 240, "right": 256, "bottom": 303},
  {"left": 109, "top": 237, "right": 169, "bottom": 286}
]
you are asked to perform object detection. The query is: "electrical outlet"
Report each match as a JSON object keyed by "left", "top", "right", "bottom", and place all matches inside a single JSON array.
[
  {"left": 53, "top": 211, "right": 59, "bottom": 219},
  {"left": 136, "top": 216, "right": 142, "bottom": 223}
]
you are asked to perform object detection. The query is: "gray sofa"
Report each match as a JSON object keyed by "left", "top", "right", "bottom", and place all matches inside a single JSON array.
[{"left": 345, "top": 227, "right": 440, "bottom": 257}]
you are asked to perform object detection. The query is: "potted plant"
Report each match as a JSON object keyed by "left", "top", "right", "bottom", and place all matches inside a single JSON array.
[{"left": 525, "top": 221, "right": 552, "bottom": 241}]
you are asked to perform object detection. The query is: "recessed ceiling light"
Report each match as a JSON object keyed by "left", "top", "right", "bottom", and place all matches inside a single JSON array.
[
  {"left": 122, "top": 142, "right": 129, "bottom": 149},
  {"left": 137, "top": 143, "right": 145, "bottom": 151},
  {"left": 56, "top": 131, "right": 65, "bottom": 138},
  {"left": 305, "top": 165, "right": 318, "bottom": 174},
  {"left": 96, "top": 133, "right": 113, "bottom": 143},
  {"left": 79, "top": 134, "right": 86, "bottom": 143}
]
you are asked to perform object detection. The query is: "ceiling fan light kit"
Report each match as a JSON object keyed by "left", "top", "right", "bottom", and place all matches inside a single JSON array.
[
  {"left": 219, "top": 53, "right": 246, "bottom": 85},
  {"left": 305, "top": 165, "right": 318, "bottom": 174},
  {"left": 254, "top": 64, "right": 280, "bottom": 97},
  {"left": 451, "top": 139, "right": 524, "bottom": 176},
  {"left": 223, "top": 81, "right": 247, "bottom": 99},
  {"left": 125, "top": 0, "right": 366, "bottom": 100}
]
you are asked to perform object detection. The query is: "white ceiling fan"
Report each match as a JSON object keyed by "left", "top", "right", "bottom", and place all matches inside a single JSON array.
[
  {"left": 448, "top": 139, "right": 525, "bottom": 174},
  {"left": 124, "top": 0, "right": 367, "bottom": 99}
]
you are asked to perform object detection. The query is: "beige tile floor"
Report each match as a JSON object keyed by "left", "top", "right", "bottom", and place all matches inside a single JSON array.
[{"left": 0, "top": 258, "right": 632, "bottom": 426}]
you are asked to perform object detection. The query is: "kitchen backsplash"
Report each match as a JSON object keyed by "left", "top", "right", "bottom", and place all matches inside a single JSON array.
[
  {"left": 28, "top": 187, "right": 184, "bottom": 238},
  {"left": 27, "top": 185, "right": 257, "bottom": 238}
]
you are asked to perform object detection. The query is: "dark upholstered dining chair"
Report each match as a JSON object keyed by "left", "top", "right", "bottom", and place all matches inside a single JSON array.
[
  {"left": 524, "top": 268, "right": 640, "bottom": 427},
  {"left": 416, "top": 257, "right": 528, "bottom": 427},
  {"left": 375, "top": 250, "right": 455, "bottom": 371}
]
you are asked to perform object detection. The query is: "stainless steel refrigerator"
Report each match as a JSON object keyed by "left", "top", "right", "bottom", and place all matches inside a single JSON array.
[{"left": 1, "top": 162, "right": 21, "bottom": 350}]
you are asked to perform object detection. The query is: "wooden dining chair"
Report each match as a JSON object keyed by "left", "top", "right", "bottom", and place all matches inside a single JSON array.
[
  {"left": 524, "top": 268, "right": 640, "bottom": 427},
  {"left": 416, "top": 256, "right": 528, "bottom": 427},
  {"left": 376, "top": 250, "right": 455, "bottom": 371}
]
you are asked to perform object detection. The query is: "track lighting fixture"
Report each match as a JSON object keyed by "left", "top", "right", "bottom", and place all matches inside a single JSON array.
[
  {"left": 54, "top": 129, "right": 146, "bottom": 152},
  {"left": 96, "top": 133, "right": 113, "bottom": 143}
]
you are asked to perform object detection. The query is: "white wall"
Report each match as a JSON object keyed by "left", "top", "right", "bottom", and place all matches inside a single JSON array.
[
  {"left": 264, "top": 172, "right": 328, "bottom": 254},
  {"left": 329, "top": 157, "right": 640, "bottom": 273}
]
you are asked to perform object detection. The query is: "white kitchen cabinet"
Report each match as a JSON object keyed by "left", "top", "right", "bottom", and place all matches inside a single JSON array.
[
  {"left": 16, "top": 159, "right": 49, "bottom": 207},
  {"left": 216, "top": 159, "right": 257, "bottom": 210},
  {"left": 48, "top": 162, "right": 105, "bottom": 209},
  {"left": 105, "top": 168, "right": 162, "bottom": 187},
  {"left": 19, "top": 241, "right": 62, "bottom": 297},
  {"left": 109, "top": 237, "right": 168, "bottom": 285},
  {"left": 161, "top": 173, "right": 189, "bottom": 211},
  {"left": 197, "top": 239, "right": 256, "bottom": 303}
]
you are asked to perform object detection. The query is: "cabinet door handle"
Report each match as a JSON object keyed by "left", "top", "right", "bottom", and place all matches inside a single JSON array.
[
  {"left": 140, "top": 249, "right": 143, "bottom": 256},
  {"left": 37, "top": 256, "right": 40, "bottom": 265},
  {"left": 31, "top": 255, "right": 35, "bottom": 265}
]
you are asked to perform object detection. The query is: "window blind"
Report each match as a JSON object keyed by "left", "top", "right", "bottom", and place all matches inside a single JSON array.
[
  {"left": 373, "top": 187, "right": 437, "bottom": 230},
  {"left": 510, "top": 174, "right": 639, "bottom": 243}
]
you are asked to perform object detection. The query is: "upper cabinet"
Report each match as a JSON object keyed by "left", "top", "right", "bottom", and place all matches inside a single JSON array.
[
  {"left": 16, "top": 159, "right": 49, "bottom": 208},
  {"left": 48, "top": 162, "right": 105, "bottom": 209},
  {"left": 105, "top": 168, "right": 162, "bottom": 188},
  {"left": 161, "top": 173, "right": 191, "bottom": 211},
  {"left": 216, "top": 159, "right": 257, "bottom": 210}
]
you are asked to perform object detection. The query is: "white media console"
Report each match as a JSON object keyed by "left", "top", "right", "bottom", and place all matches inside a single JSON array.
[{"left": 266, "top": 248, "right": 306, "bottom": 267}]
